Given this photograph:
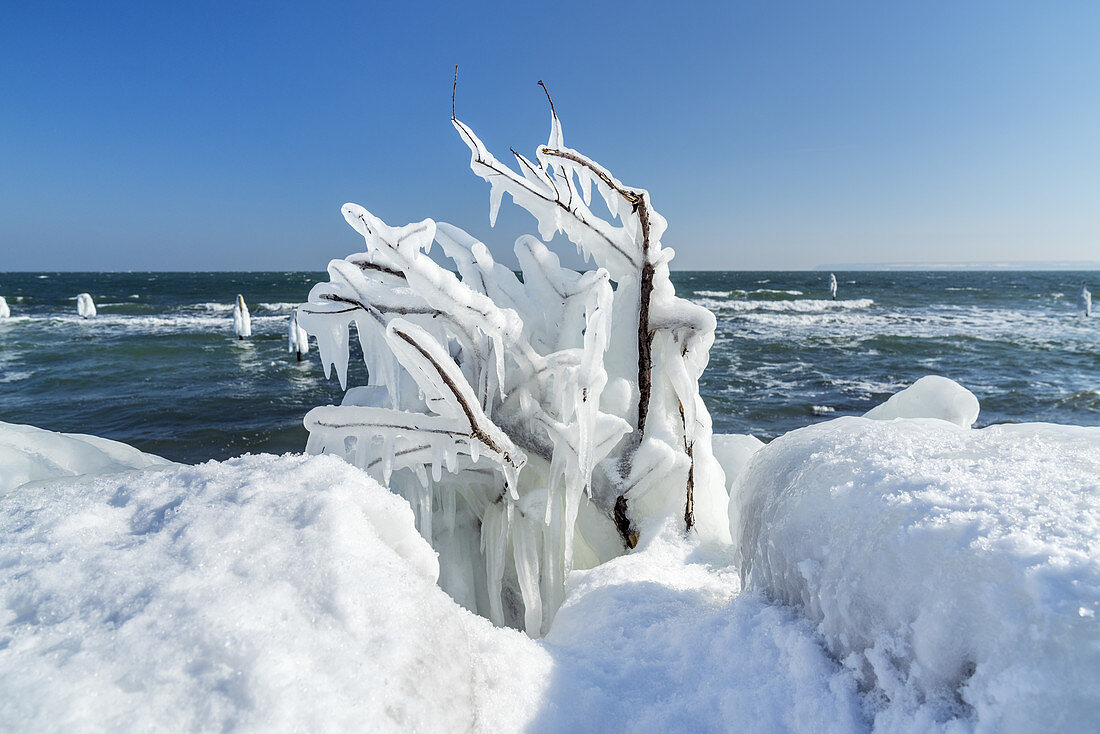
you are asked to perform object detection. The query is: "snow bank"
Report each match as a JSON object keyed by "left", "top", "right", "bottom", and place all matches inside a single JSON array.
[
  {"left": 864, "top": 375, "right": 980, "bottom": 428},
  {"left": 735, "top": 417, "right": 1100, "bottom": 731},
  {"left": 539, "top": 529, "right": 865, "bottom": 731},
  {"left": 0, "top": 421, "right": 171, "bottom": 492},
  {"left": 0, "top": 453, "right": 550, "bottom": 732}
]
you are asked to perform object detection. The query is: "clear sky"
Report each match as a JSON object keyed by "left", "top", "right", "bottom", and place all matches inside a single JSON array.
[{"left": 2, "top": 1, "right": 1098, "bottom": 271}]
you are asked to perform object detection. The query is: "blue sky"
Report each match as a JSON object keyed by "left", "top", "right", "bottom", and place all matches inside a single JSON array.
[{"left": 2, "top": 1, "right": 1097, "bottom": 270}]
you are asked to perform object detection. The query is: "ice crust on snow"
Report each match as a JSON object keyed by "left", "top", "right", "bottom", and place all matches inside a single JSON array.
[
  {"left": 863, "top": 375, "right": 980, "bottom": 428},
  {"left": 233, "top": 294, "right": 251, "bottom": 338},
  {"left": 5, "top": 389, "right": 1100, "bottom": 730},
  {"left": 537, "top": 529, "right": 865, "bottom": 732},
  {"left": 0, "top": 421, "right": 171, "bottom": 492},
  {"left": 0, "top": 454, "right": 550, "bottom": 732},
  {"left": 76, "top": 293, "right": 96, "bottom": 319},
  {"left": 0, "top": 439, "right": 867, "bottom": 733},
  {"left": 735, "top": 416, "right": 1100, "bottom": 731}
]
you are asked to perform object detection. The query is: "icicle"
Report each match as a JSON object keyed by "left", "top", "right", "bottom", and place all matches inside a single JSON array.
[
  {"left": 481, "top": 503, "right": 509, "bottom": 626},
  {"left": 442, "top": 481, "right": 456, "bottom": 537},
  {"left": 381, "top": 433, "right": 395, "bottom": 485},
  {"left": 432, "top": 441, "right": 443, "bottom": 482},
  {"left": 416, "top": 479, "right": 432, "bottom": 542},
  {"left": 512, "top": 518, "right": 543, "bottom": 636},
  {"left": 445, "top": 441, "right": 458, "bottom": 473},
  {"left": 489, "top": 183, "right": 504, "bottom": 227}
]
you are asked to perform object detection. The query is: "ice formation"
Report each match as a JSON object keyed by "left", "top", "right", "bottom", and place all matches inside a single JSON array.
[
  {"left": 863, "top": 375, "right": 980, "bottom": 428},
  {"left": 1079, "top": 282, "right": 1092, "bottom": 317},
  {"left": 0, "top": 453, "right": 550, "bottom": 732},
  {"left": 232, "top": 294, "right": 251, "bottom": 339},
  {"left": 828, "top": 273, "right": 837, "bottom": 300},
  {"left": 297, "top": 87, "right": 728, "bottom": 634},
  {"left": 734, "top": 416, "right": 1100, "bottom": 731},
  {"left": 712, "top": 433, "right": 764, "bottom": 490},
  {"left": 0, "top": 296, "right": 9, "bottom": 319},
  {"left": 0, "top": 421, "right": 171, "bottom": 492},
  {"left": 76, "top": 292, "right": 96, "bottom": 319},
  {"left": 288, "top": 310, "right": 309, "bottom": 360}
]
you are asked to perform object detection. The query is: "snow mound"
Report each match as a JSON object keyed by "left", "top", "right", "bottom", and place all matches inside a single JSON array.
[
  {"left": 864, "top": 375, "right": 980, "bottom": 428},
  {"left": 0, "top": 421, "right": 171, "bottom": 492},
  {"left": 538, "top": 529, "right": 865, "bottom": 731},
  {"left": 735, "top": 417, "right": 1100, "bottom": 731},
  {"left": 0, "top": 454, "right": 550, "bottom": 732}
]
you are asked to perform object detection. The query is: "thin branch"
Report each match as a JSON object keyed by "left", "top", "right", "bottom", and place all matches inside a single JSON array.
[
  {"left": 537, "top": 79, "right": 555, "bottom": 119},
  {"left": 452, "top": 64, "right": 458, "bottom": 120},
  {"left": 454, "top": 120, "right": 634, "bottom": 265},
  {"left": 391, "top": 325, "right": 519, "bottom": 471}
]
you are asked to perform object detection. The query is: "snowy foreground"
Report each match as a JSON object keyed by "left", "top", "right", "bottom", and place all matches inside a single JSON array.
[{"left": 1, "top": 393, "right": 1099, "bottom": 732}]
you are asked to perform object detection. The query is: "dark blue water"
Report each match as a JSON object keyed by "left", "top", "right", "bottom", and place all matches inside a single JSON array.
[{"left": 1, "top": 271, "right": 1096, "bottom": 462}]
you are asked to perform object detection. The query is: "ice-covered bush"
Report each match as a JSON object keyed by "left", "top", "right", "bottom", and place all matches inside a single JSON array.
[{"left": 297, "top": 85, "right": 728, "bottom": 634}]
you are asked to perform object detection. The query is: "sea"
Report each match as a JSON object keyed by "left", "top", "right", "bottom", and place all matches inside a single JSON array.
[{"left": 1, "top": 271, "right": 1096, "bottom": 464}]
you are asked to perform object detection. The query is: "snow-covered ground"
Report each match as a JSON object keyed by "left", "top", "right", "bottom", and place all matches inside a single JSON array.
[
  {"left": 2, "top": 386, "right": 1098, "bottom": 731},
  {"left": 0, "top": 421, "right": 171, "bottom": 492},
  {"left": 736, "top": 417, "right": 1100, "bottom": 732}
]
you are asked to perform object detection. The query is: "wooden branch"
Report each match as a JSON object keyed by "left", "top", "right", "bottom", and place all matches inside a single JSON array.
[
  {"left": 453, "top": 120, "right": 633, "bottom": 264},
  {"left": 452, "top": 65, "right": 458, "bottom": 120},
  {"left": 355, "top": 261, "right": 406, "bottom": 280},
  {"left": 679, "top": 402, "right": 695, "bottom": 531},
  {"left": 539, "top": 148, "right": 659, "bottom": 544},
  {"left": 390, "top": 325, "right": 520, "bottom": 472},
  {"left": 613, "top": 496, "right": 638, "bottom": 549}
]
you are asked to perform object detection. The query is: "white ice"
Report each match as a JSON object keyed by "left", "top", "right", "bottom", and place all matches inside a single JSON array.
[
  {"left": 4, "top": 402, "right": 1100, "bottom": 731},
  {"left": 0, "top": 452, "right": 549, "bottom": 732},
  {"left": 0, "top": 296, "right": 9, "bottom": 319},
  {"left": 76, "top": 293, "right": 96, "bottom": 319},
  {"left": 734, "top": 416, "right": 1100, "bottom": 731},
  {"left": 863, "top": 375, "right": 980, "bottom": 428},
  {"left": 288, "top": 310, "right": 309, "bottom": 358},
  {"left": 0, "top": 421, "right": 171, "bottom": 492},
  {"left": 233, "top": 294, "right": 251, "bottom": 338}
]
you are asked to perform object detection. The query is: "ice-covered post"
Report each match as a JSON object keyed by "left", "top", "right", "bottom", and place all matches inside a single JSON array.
[
  {"left": 829, "top": 273, "right": 837, "bottom": 300},
  {"left": 0, "top": 296, "right": 9, "bottom": 319},
  {"left": 76, "top": 293, "right": 96, "bottom": 319},
  {"left": 288, "top": 311, "right": 309, "bottom": 360},
  {"left": 233, "top": 295, "right": 252, "bottom": 339},
  {"left": 1078, "top": 282, "right": 1092, "bottom": 317}
]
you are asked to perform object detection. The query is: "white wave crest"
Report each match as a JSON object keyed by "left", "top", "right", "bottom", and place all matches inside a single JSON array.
[{"left": 692, "top": 298, "right": 874, "bottom": 313}]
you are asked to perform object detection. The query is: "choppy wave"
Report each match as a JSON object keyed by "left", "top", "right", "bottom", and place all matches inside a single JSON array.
[{"left": 693, "top": 297, "right": 874, "bottom": 313}]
